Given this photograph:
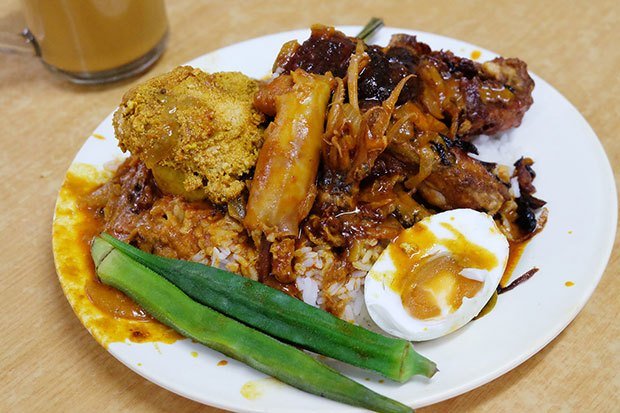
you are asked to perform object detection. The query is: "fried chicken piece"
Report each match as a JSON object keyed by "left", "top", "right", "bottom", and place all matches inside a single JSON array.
[
  {"left": 113, "top": 66, "right": 264, "bottom": 204},
  {"left": 416, "top": 148, "right": 510, "bottom": 214},
  {"left": 273, "top": 25, "right": 534, "bottom": 138},
  {"left": 385, "top": 35, "right": 534, "bottom": 138}
]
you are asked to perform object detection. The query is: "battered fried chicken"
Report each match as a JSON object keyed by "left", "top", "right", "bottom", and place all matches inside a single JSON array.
[{"left": 113, "top": 66, "right": 264, "bottom": 204}]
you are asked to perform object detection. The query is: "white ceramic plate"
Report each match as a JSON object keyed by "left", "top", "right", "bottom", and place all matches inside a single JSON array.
[{"left": 58, "top": 26, "right": 617, "bottom": 411}]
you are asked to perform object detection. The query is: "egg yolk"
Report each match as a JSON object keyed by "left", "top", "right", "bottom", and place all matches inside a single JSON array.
[{"left": 389, "top": 222, "right": 497, "bottom": 320}]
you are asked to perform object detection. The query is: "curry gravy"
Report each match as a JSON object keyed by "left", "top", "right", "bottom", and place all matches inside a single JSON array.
[
  {"left": 53, "top": 163, "right": 180, "bottom": 347},
  {"left": 501, "top": 240, "right": 530, "bottom": 287},
  {"left": 389, "top": 222, "right": 497, "bottom": 320}
]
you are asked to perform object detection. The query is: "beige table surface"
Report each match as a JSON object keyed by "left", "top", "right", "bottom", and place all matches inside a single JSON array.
[{"left": 1, "top": 0, "right": 618, "bottom": 412}]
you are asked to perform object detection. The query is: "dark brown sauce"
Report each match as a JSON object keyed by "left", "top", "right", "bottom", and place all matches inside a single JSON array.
[
  {"left": 474, "top": 240, "right": 531, "bottom": 320},
  {"left": 261, "top": 273, "right": 301, "bottom": 298},
  {"left": 501, "top": 240, "right": 530, "bottom": 287}
]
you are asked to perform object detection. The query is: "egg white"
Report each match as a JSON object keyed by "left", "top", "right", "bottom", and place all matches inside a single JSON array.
[{"left": 364, "top": 209, "right": 509, "bottom": 341}]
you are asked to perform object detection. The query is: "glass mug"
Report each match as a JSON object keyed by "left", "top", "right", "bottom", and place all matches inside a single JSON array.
[{"left": 0, "top": 0, "right": 168, "bottom": 84}]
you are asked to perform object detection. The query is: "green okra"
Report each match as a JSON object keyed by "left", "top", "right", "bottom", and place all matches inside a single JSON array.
[
  {"left": 92, "top": 237, "right": 412, "bottom": 413},
  {"left": 100, "top": 233, "right": 437, "bottom": 382}
]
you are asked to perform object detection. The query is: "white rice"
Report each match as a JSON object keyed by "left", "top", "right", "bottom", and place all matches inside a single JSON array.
[
  {"left": 296, "top": 276, "right": 320, "bottom": 308},
  {"left": 181, "top": 210, "right": 384, "bottom": 324},
  {"left": 470, "top": 132, "right": 522, "bottom": 166},
  {"left": 290, "top": 239, "right": 384, "bottom": 323}
]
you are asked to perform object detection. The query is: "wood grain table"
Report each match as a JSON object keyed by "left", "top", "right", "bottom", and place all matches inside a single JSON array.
[{"left": 1, "top": 0, "right": 618, "bottom": 411}]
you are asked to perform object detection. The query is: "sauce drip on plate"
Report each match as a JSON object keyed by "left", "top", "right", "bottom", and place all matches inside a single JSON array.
[
  {"left": 501, "top": 240, "right": 530, "bottom": 287},
  {"left": 53, "top": 164, "right": 181, "bottom": 347}
]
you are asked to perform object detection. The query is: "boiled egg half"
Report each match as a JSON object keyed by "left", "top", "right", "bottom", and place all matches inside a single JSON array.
[{"left": 364, "top": 209, "right": 509, "bottom": 341}]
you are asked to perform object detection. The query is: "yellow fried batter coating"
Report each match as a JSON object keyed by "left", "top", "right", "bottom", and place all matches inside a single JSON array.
[{"left": 113, "top": 66, "right": 264, "bottom": 204}]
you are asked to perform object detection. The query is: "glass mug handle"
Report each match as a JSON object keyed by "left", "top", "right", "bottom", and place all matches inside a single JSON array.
[
  {"left": 0, "top": 24, "right": 167, "bottom": 84},
  {"left": 0, "top": 28, "right": 39, "bottom": 56}
]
